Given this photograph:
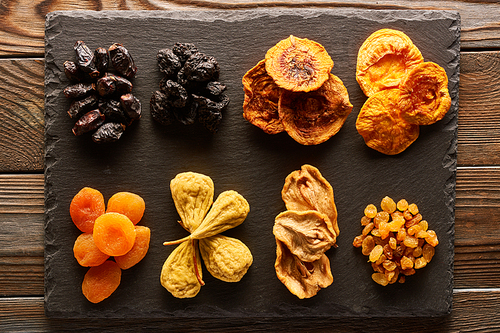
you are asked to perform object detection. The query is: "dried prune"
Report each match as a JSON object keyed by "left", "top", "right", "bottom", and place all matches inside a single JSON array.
[
  {"left": 205, "top": 81, "right": 226, "bottom": 96},
  {"left": 192, "top": 94, "right": 229, "bottom": 132},
  {"left": 109, "top": 43, "right": 137, "bottom": 79},
  {"left": 120, "top": 93, "right": 141, "bottom": 121},
  {"left": 63, "top": 83, "right": 95, "bottom": 99},
  {"left": 160, "top": 78, "right": 189, "bottom": 108},
  {"left": 63, "top": 60, "right": 83, "bottom": 82},
  {"left": 172, "top": 42, "right": 198, "bottom": 63},
  {"left": 157, "top": 48, "right": 182, "bottom": 77},
  {"left": 67, "top": 94, "right": 98, "bottom": 118},
  {"left": 94, "top": 47, "right": 109, "bottom": 76},
  {"left": 99, "top": 99, "right": 129, "bottom": 125},
  {"left": 92, "top": 122, "right": 125, "bottom": 143},
  {"left": 173, "top": 103, "right": 197, "bottom": 126},
  {"left": 72, "top": 109, "right": 105, "bottom": 136},
  {"left": 150, "top": 90, "right": 175, "bottom": 126},
  {"left": 74, "top": 41, "right": 99, "bottom": 78},
  {"left": 182, "top": 53, "right": 220, "bottom": 82}
]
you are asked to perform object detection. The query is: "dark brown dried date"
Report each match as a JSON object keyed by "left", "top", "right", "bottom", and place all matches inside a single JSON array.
[
  {"left": 120, "top": 93, "right": 141, "bottom": 121},
  {"left": 63, "top": 83, "right": 95, "bottom": 99},
  {"left": 63, "top": 61, "right": 83, "bottom": 82},
  {"left": 92, "top": 122, "right": 125, "bottom": 143},
  {"left": 74, "top": 41, "right": 99, "bottom": 78},
  {"left": 94, "top": 47, "right": 109, "bottom": 76},
  {"left": 99, "top": 98, "right": 129, "bottom": 125},
  {"left": 72, "top": 109, "right": 105, "bottom": 135},
  {"left": 67, "top": 94, "right": 98, "bottom": 118},
  {"left": 109, "top": 43, "right": 137, "bottom": 79},
  {"left": 96, "top": 76, "right": 116, "bottom": 96},
  {"left": 107, "top": 73, "right": 133, "bottom": 94}
]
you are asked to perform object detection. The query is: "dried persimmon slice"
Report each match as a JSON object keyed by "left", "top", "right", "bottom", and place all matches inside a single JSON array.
[
  {"left": 398, "top": 62, "right": 451, "bottom": 125},
  {"left": 356, "top": 89, "right": 419, "bottom": 155},
  {"left": 106, "top": 191, "right": 145, "bottom": 225},
  {"left": 93, "top": 212, "right": 136, "bottom": 256},
  {"left": 82, "top": 260, "right": 122, "bottom": 303},
  {"left": 278, "top": 73, "right": 353, "bottom": 145},
  {"left": 265, "top": 35, "right": 333, "bottom": 92},
  {"left": 70, "top": 187, "right": 105, "bottom": 233},
  {"left": 242, "top": 59, "right": 284, "bottom": 134},
  {"left": 356, "top": 29, "right": 423, "bottom": 97}
]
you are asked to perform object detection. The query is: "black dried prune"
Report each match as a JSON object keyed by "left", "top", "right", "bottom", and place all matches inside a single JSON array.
[
  {"left": 205, "top": 81, "right": 226, "bottom": 96},
  {"left": 96, "top": 76, "right": 116, "bottom": 96},
  {"left": 191, "top": 94, "right": 228, "bottom": 132},
  {"left": 182, "top": 53, "right": 220, "bottom": 82},
  {"left": 72, "top": 109, "right": 105, "bottom": 135},
  {"left": 74, "top": 41, "right": 99, "bottom": 78},
  {"left": 92, "top": 122, "right": 125, "bottom": 143},
  {"left": 172, "top": 43, "right": 198, "bottom": 63},
  {"left": 150, "top": 90, "right": 175, "bottom": 126},
  {"left": 99, "top": 98, "right": 129, "bottom": 125},
  {"left": 120, "top": 93, "right": 141, "bottom": 121},
  {"left": 157, "top": 49, "right": 182, "bottom": 77},
  {"left": 67, "top": 94, "right": 98, "bottom": 118},
  {"left": 63, "top": 83, "right": 95, "bottom": 99},
  {"left": 159, "top": 78, "right": 188, "bottom": 108},
  {"left": 109, "top": 43, "right": 137, "bottom": 79},
  {"left": 63, "top": 61, "right": 83, "bottom": 82},
  {"left": 94, "top": 47, "right": 109, "bottom": 76},
  {"left": 173, "top": 103, "right": 197, "bottom": 126}
]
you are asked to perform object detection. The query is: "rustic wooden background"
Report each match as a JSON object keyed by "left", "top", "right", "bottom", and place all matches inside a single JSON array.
[{"left": 1, "top": 0, "right": 500, "bottom": 331}]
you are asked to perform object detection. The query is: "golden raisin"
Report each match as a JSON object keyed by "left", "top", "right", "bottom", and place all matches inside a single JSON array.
[
  {"left": 361, "top": 215, "right": 372, "bottom": 226},
  {"left": 362, "top": 235, "right": 375, "bottom": 256},
  {"left": 408, "top": 203, "right": 419, "bottom": 215},
  {"left": 400, "top": 256, "right": 414, "bottom": 270},
  {"left": 364, "top": 204, "right": 377, "bottom": 218},
  {"left": 353, "top": 234, "right": 366, "bottom": 248},
  {"left": 397, "top": 199, "right": 409, "bottom": 211},
  {"left": 369, "top": 245, "right": 384, "bottom": 262},
  {"left": 380, "top": 196, "right": 397, "bottom": 213},
  {"left": 423, "top": 243, "right": 436, "bottom": 262},
  {"left": 414, "top": 257, "right": 427, "bottom": 269},
  {"left": 372, "top": 272, "right": 389, "bottom": 286},
  {"left": 362, "top": 222, "right": 375, "bottom": 236}
]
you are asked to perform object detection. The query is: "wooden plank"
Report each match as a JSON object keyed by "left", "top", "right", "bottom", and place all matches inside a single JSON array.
[
  {"left": 1, "top": 0, "right": 500, "bottom": 56},
  {"left": 2, "top": 168, "right": 500, "bottom": 295},
  {"left": 1, "top": 290, "right": 500, "bottom": 331},
  {"left": 0, "top": 51, "right": 499, "bottom": 172}
]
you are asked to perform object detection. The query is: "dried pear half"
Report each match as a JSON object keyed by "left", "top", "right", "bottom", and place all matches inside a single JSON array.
[
  {"left": 274, "top": 210, "right": 336, "bottom": 262},
  {"left": 199, "top": 234, "right": 253, "bottom": 282},
  {"left": 242, "top": 59, "right": 284, "bottom": 134},
  {"left": 278, "top": 73, "right": 353, "bottom": 145},
  {"left": 170, "top": 172, "right": 214, "bottom": 233},
  {"left": 281, "top": 164, "right": 338, "bottom": 237},
  {"left": 265, "top": 35, "right": 334, "bottom": 93},
  {"left": 356, "top": 89, "right": 419, "bottom": 155},
  {"left": 160, "top": 240, "right": 203, "bottom": 298},
  {"left": 398, "top": 62, "right": 451, "bottom": 125},
  {"left": 356, "top": 29, "right": 423, "bottom": 97},
  {"left": 275, "top": 239, "right": 333, "bottom": 299}
]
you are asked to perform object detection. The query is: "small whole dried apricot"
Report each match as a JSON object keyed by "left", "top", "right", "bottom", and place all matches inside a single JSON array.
[
  {"left": 82, "top": 260, "right": 122, "bottom": 303},
  {"left": 70, "top": 187, "right": 105, "bottom": 233},
  {"left": 114, "top": 225, "right": 151, "bottom": 270},
  {"left": 93, "top": 212, "right": 136, "bottom": 256},
  {"left": 106, "top": 191, "right": 145, "bottom": 225},
  {"left": 73, "top": 233, "right": 110, "bottom": 267}
]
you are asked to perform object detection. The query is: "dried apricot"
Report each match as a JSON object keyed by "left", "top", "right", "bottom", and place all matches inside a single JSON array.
[
  {"left": 278, "top": 73, "right": 353, "bottom": 145},
  {"left": 82, "top": 260, "right": 121, "bottom": 303},
  {"left": 265, "top": 35, "right": 333, "bottom": 92},
  {"left": 356, "top": 89, "right": 419, "bottom": 155},
  {"left": 356, "top": 29, "right": 423, "bottom": 97},
  {"left": 106, "top": 192, "right": 145, "bottom": 225},
  {"left": 242, "top": 59, "right": 284, "bottom": 134},
  {"left": 398, "top": 62, "right": 451, "bottom": 125},
  {"left": 93, "top": 212, "right": 136, "bottom": 256},
  {"left": 73, "top": 233, "right": 110, "bottom": 267},
  {"left": 70, "top": 187, "right": 105, "bottom": 233},
  {"left": 114, "top": 225, "right": 151, "bottom": 270}
]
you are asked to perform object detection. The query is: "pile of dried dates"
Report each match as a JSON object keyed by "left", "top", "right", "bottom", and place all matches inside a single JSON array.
[
  {"left": 150, "top": 43, "right": 229, "bottom": 133},
  {"left": 62, "top": 41, "right": 141, "bottom": 143}
]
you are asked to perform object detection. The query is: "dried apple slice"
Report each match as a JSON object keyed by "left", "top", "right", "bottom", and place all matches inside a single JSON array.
[{"left": 356, "top": 29, "right": 423, "bottom": 97}]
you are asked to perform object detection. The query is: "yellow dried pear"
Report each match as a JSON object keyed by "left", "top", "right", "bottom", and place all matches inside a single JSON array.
[
  {"left": 160, "top": 240, "right": 203, "bottom": 298},
  {"left": 199, "top": 234, "right": 253, "bottom": 282},
  {"left": 170, "top": 172, "right": 214, "bottom": 233}
]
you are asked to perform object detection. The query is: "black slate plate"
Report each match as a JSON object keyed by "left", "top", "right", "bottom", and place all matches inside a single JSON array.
[{"left": 44, "top": 9, "right": 459, "bottom": 318}]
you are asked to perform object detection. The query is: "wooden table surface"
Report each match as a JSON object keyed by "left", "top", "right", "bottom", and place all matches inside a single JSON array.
[{"left": 1, "top": 1, "right": 500, "bottom": 331}]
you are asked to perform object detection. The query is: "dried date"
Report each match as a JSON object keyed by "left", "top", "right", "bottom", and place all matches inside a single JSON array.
[
  {"left": 63, "top": 83, "right": 95, "bottom": 99},
  {"left": 94, "top": 47, "right": 109, "bottom": 76},
  {"left": 74, "top": 41, "right": 99, "bottom": 78},
  {"left": 99, "top": 98, "right": 129, "bottom": 125},
  {"left": 109, "top": 43, "right": 137, "bottom": 79},
  {"left": 67, "top": 94, "right": 98, "bottom": 118},
  {"left": 63, "top": 61, "right": 83, "bottom": 82},
  {"left": 92, "top": 122, "right": 126, "bottom": 143},
  {"left": 120, "top": 93, "right": 141, "bottom": 121},
  {"left": 72, "top": 109, "right": 105, "bottom": 135}
]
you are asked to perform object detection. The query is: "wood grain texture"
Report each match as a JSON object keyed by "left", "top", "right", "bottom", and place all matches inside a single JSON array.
[
  {"left": 1, "top": 0, "right": 500, "bottom": 56},
  {"left": 2, "top": 290, "right": 500, "bottom": 331}
]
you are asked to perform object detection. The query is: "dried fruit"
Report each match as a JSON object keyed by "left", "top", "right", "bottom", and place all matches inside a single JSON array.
[
  {"left": 63, "top": 60, "right": 83, "bottom": 82},
  {"left": 356, "top": 89, "right": 419, "bottom": 155},
  {"left": 242, "top": 60, "right": 284, "bottom": 134},
  {"left": 74, "top": 41, "right": 99, "bottom": 78},
  {"left": 63, "top": 83, "right": 95, "bottom": 99},
  {"left": 92, "top": 122, "right": 125, "bottom": 143},
  {"left": 73, "top": 233, "right": 110, "bottom": 267},
  {"left": 106, "top": 192, "right": 145, "bottom": 225},
  {"left": 399, "top": 62, "right": 451, "bottom": 125},
  {"left": 354, "top": 196, "right": 438, "bottom": 286},
  {"left": 115, "top": 225, "right": 151, "bottom": 270},
  {"left": 70, "top": 187, "right": 105, "bottom": 233},
  {"left": 82, "top": 260, "right": 122, "bottom": 303},
  {"left": 265, "top": 35, "right": 333, "bottom": 92},
  {"left": 356, "top": 29, "right": 423, "bottom": 97},
  {"left": 67, "top": 94, "right": 98, "bottom": 118},
  {"left": 109, "top": 43, "right": 137, "bottom": 79},
  {"left": 278, "top": 73, "right": 353, "bottom": 145},
  {"left": 72, "top": 109, "right": 105, "bottom": 136},
  {"left": 93, "top": 212, "right": 136, "bottom": 256}
]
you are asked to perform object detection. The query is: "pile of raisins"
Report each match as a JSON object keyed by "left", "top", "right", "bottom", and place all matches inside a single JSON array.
[
  {"left": 150, "top": 43, "right": 229, "bottom": 133},
  {"left": 63, "top": 41, "right": 141, "bottom": 143}
]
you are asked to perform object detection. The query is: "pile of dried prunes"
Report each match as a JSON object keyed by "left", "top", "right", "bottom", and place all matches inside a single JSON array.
[
  {"left": 150, "top": 43, "right": 229, "bottom": 133},
  {"left": 62, "top": 41, "right": 141, "bottom": 143}
]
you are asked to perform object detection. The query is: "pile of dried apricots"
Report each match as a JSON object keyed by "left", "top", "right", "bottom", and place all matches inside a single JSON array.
[{"left": 70, "top": 187, "right": 150, "bottom": 303}]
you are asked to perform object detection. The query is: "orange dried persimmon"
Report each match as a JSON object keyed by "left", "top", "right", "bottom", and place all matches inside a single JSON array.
[
  {"left": 356, "top": 89, "right": 419, "bottom": 155},
  {"left": 106, "top": 191, "right": 145, "bottom": 225},
  {"left": 82, "top": 260, "right": 122, "bottom": 303},
  {"left": 398, "top": 62, "right": 451, "bottom": 125},
  {"left": 278, "top": 73, "right": 353, "bottom": 145},
  {"left": 70, "top": 187, "right": 105, "bottom": 233},
  {"left": 73, "top": 233, "right": 110, "bottom": 267},
  {"left": 265, "top": 35, "right": 333, "bottom": 92},
  {"left": 93, "top": 212, "right": 136, "bottom": 256},
  {"left": 242, "top": 59, "right": 284, "bottom": 134},
  {"left": 356, "top": 29, "right": 423, "bottom": 97},
  {"left": 115, "top": 225, "right": 151, "bottom": 270}
]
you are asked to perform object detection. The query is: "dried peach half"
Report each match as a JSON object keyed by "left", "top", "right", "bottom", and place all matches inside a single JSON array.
[
  {"left": 398, "top": 62, "right": 451, "bottom": 125},
  {"left": 242, "top": 59, "right": 284, "bottom": 134},
  {"left": 356, "top": 29, "right": 423, "bottom": 97},
  {"left": 265, "top": 35, "right": 333, "bottom": 92},
  {"left": 278, "top": 73, "right": 353, "bottom": 145},
  {"left": 356, "top": 89, "right": 419, "bottom": 155}
]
